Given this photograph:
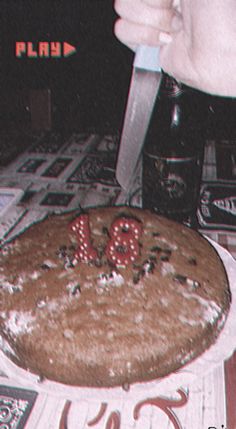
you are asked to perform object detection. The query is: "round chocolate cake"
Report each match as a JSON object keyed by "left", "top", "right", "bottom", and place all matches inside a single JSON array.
[{"left": 0, "top": 206, "right": 231, "bottom": 388}]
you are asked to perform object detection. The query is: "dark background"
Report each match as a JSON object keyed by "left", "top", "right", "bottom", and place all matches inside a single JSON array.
[
  {"left": 0, "top": 0, "right": 236, "bottom": 138},
  {"left": 0, "top": 0, "right": 133, "bottom": 134}
]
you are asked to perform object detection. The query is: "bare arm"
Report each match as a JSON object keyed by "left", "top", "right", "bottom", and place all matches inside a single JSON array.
[{"left": 114, "top": 0, "right": 236, "bottom": 97}]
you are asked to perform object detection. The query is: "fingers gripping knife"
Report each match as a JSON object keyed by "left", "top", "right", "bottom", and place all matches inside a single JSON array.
[{"left": 115, "top": 46, "right": 162, "bottom": 192}]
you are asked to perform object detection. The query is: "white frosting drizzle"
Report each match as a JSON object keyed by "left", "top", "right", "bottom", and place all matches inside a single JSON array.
[
  {"left": 97, "top": 271, "right": 124, "bottom": 288},
  {"left": 0, "top": 275, "right": 23, "bottom": 294},
  {"left": 42, "top": 260, "right": 58, "bottom": 269},
  {"left": 0, "top": 334, "right": 18, "bottom": 357},
  {"left": 1, "top": 311, "right": 35, "bottom": 336},
  {"left": 30, "top": 271, "right": 41, "bottom": 280},
  {"left": 181, "top": 291, "right": 221, "bottom": 325},
  {"left": 161, "top": 263, "right": 175, "bottom": 277}
]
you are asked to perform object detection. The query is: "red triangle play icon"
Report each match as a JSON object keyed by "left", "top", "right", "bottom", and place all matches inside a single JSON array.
[{"left": 63, "top": 42, "right": 76, "bottom": 57}]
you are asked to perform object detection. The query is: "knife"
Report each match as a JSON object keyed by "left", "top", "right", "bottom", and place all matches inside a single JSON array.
[{"left": 116, "top": 45, "right": 162, "bottom": 192}]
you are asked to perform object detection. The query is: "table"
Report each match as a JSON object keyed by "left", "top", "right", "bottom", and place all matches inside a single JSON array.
[{"left": 0, "top": 132, "right": 236, "bottom": 428}]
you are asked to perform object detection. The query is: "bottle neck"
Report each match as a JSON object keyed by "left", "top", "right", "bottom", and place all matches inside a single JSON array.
[
  {"left": 170, "top": 103, "right": 181, "bottom": 129},
  {"left": 144, "top": 73, "right": 207, "bottom": 156},
  {"left": 160, "top": 72, "right": 184, "bottom": 99},
  {"left": 158, "top": 72, "right": 208, "bottom": 132}
]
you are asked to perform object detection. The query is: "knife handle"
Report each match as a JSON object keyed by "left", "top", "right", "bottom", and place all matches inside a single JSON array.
[{"left": 134, "top": 45, "right": 161, "bottom": 72}]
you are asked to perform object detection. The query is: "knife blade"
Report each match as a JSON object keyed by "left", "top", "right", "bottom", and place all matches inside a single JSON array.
[{"left": 116, "top": 45, "right": 162, "bottom": 192}]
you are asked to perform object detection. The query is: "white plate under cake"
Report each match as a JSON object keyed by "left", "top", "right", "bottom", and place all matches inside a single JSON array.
[{"left": 0, "top": 206, "right": 231, "bottom": 388}]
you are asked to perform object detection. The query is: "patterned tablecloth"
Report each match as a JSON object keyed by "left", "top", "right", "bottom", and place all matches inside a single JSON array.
[{"left": 0, "top": 132, "right": 236, "bottom": 429}]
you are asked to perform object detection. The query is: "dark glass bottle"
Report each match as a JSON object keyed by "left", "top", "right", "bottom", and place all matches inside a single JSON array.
[{"left": 142, "top": 72, "right": 207, "bottom": 226}]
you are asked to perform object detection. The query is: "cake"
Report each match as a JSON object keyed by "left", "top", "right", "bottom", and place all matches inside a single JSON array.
[{"left": 0, "top": 206, "right": 231, "bottom": 388}]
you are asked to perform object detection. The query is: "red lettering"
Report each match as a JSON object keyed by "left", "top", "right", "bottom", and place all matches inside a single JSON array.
[
  {"left": 39, "top": 42, "right": 49, "bottom": 58},
  {"left": 15, "top": 42, "right": 26, "bottom": 58},
  {"left": 15, "top": 41, "right": 74, "bottom": 59},
  {"left": 27, "top": 42, "right": 38, "bottom": 58},
  {"left": 51, "top": 42, "right": 61, "bottom": 58}
]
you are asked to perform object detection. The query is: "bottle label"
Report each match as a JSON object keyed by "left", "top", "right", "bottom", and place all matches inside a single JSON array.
[
  {"left": 197, "top": 182, "right": 236, "bottom": 231},
  {"left": 142, "top": 152, "right": 201, "bottom": 221}
]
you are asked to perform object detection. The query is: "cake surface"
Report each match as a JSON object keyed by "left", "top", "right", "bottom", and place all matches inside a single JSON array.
[{"left": 0, "top": 206, "right": 231, "bottom": 388}]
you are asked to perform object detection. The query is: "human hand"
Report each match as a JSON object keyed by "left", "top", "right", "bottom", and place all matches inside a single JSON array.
[
  {"left": 114, "top": 0, "right": 236, "bottom": 97},
  {"left": 114, "top": 0, "right": 180, "bottom": 50}
]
